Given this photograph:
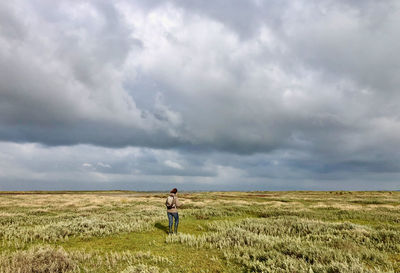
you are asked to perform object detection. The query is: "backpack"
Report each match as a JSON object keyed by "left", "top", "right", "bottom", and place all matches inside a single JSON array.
[{"left": 165, "top": 195, "right": 175, "bottom": 209}]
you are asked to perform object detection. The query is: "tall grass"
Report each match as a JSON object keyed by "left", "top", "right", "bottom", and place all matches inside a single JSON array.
[
  {"left": 0, "top": 191, "right": 399, "bottom": 272},
  {"left": 167, "top": 217, "right": 399, "bottom": 272},
  {"left": 0, "top": 245, "right": 77, "bottom": 273}
]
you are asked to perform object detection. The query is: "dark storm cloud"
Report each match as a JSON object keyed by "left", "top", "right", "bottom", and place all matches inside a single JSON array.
[{"left": 0, "top": 0, "right": 400, "bottom": 190}]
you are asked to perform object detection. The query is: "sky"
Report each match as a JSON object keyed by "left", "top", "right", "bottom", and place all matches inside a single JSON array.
[{"left": 0, "top": 0, "right": 400, "bottom": 191}]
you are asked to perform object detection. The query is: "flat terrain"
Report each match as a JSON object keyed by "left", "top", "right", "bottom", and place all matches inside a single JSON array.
[{"left": 0, "top": 191, "right": 399, "bottom": 272}]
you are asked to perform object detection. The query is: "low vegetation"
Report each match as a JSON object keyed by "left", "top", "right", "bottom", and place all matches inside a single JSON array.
[{"left": 0, "top": 191, "right": 399, "bottom": 272}]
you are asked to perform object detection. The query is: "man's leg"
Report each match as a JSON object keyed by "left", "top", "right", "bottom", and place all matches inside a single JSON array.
[
  {"left": 173, "top": 213, "right": 179, "bottom": 234},
  {"left": 167, "top": 212, "right": 173, "bottom": 234}
]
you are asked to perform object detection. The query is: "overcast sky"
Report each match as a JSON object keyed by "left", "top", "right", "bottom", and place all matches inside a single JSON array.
[{"left": 1, "top": 0, "right": 399, "bottom": 191}]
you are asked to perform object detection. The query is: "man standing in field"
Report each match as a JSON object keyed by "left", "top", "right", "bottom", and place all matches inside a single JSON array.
[{"left": 166, "top": 188, "right": 181, "bottom": 234}]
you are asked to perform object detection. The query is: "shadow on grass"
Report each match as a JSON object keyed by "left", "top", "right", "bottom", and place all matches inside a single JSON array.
[{"left": 155, "top": 222, "right": 169, "bottom": 234}]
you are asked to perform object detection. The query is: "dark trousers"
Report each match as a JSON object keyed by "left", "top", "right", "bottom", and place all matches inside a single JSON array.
[{"left": 167, "top": 212, "right": 179, "bottom": 233}]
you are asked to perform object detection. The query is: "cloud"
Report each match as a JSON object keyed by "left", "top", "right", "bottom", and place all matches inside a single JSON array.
[
  {"left": 0, "top": 142, "right": 399, "bottom": 191},
  {"left": 0, "top": 0, "right": 400, "bottom": 189},
  {"left": 97, "top": 162, "right": 111, "bottom": 168},
  {"left": 164, "top": 160, "right": 183, "bottom": 170}
]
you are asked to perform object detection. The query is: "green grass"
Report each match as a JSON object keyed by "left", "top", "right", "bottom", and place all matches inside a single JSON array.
[
  {"left": 0, "top": 191, "right": 399, "bottom": 272},
  {"left": 61, "top": 228, "right": 233, "bottom": 273}
]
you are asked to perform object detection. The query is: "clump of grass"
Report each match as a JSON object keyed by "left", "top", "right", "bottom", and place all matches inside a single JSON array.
[
  {"left": 0, "top": 245, "right": 77, "bottom": 273},
  {"left": 121, "top": 264, "right": 162, "bottom": 273},
  {"left": 68, "top": 249, "right": 171, "bottom": 272}
]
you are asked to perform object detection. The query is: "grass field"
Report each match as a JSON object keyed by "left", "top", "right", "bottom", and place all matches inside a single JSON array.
[{"left": 0, "top": 191, "right": 399, "bottom": 272}]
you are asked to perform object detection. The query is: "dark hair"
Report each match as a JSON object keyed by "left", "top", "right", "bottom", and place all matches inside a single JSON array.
[{"left": 170, "top": 188, "right": 178, "bottom": 193}]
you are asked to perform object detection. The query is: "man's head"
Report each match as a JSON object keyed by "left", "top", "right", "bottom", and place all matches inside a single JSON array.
[{"left": 170, "top": 188, "right": 178, "bottom": 194}]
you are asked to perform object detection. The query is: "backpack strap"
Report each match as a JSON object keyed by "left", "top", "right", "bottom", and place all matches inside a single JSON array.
[{"left": 172, "top": 196, "right": 176, "bottom": 208}]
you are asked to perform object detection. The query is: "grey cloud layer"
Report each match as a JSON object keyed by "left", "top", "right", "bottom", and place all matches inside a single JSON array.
[
  {"left": 1, "top": 0, "right": 400, "bottom": 189},
  {"left": 1, "top": 142, "right": 399, "bottom": 191}
]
